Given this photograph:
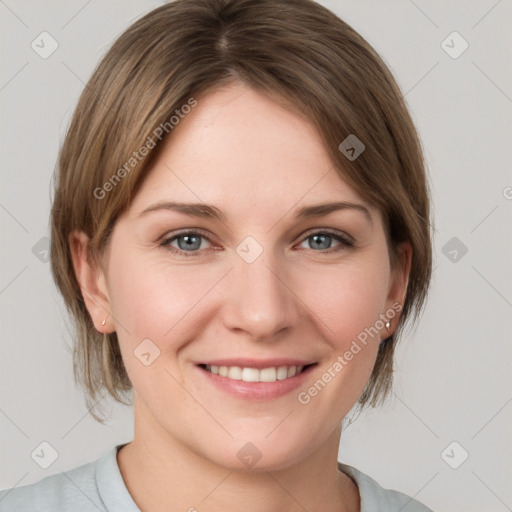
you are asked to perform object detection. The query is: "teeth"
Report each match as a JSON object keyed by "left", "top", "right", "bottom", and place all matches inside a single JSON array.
[
  {"left": 260, "top": 367, "right": 277, "bottom": 382},
  {"left": 228, "top": 366, "right": 242, "bottom": 380},
  {"left": 242, "top": 368, "right": 260, "bottom": 382},
  {"left": 204, "top": 364, "right": 305, "bottom": 382},
  {"left": 276, "top": 366, "right": 289, "bottom": 380}
]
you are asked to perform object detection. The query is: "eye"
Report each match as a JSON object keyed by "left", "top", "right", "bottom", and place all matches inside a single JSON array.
[
  {"left": 160, "top": 228, "right": 355, "bottom": 258},
  {"left": 160, "top": 230, "right": 213, "bottom": 257},
  {"left": 297, "top": 229, "right": 354, "bottom": 253}
]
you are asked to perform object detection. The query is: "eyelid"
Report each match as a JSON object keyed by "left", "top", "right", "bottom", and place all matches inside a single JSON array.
[
  {"left": 161, "top": 227, "right": 212, "bottom": 239},
  {"left": 298, "top": 227, "right": 354, "bottom": 245}
]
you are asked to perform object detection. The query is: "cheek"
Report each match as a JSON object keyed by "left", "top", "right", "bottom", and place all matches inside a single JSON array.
[
  {"left": 292, "top": 263, "right": 390, "bottom": 415},
  {"left": 107, "top": 249, "right": 218, "bottom": 349},
  {"left": 107, "top": 256, "right": 214, "bottom": 397},
  {"left": 297, "top": 255, "right": 390, "bottom": 346}
]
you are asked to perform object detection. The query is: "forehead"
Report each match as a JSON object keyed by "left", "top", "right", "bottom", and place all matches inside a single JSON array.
[{"left": 128, "top": 82, "right": 373, "bottom": 220}]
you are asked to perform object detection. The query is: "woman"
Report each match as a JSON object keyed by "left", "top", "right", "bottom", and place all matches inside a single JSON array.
[{"left": 0, "top": 0, "right": 434, "bottom": 510}]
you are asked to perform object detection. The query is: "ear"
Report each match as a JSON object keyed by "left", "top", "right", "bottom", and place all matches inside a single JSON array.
[
  {"left": 68, "top": 230, "right": 114, "bottom": 333},
  {"left": 385, "top": 241, "right": 413, "bottom": 324}
]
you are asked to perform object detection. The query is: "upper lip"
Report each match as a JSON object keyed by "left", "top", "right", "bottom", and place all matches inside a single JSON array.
[{"left": 197, "top": 358, "right": 317, "bottom": 369}]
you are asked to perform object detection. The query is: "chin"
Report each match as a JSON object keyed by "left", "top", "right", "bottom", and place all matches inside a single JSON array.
[{"left": 198, "top": 432, "right": 313, "bottom": 473}]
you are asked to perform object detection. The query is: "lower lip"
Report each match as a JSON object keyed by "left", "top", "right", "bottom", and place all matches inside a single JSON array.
[{"left": 196, "top": 364, "right": 316, "bottom": 400}]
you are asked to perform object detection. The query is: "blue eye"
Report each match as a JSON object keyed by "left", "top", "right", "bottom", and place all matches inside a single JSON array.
[
  {"left": 160, "top": 228, "right": 354, "bottom": 258},
  {"left": 160, "top": 231, "right": 211, "bottom": 257},
  {"left": 298, "top": 230, "right": 354, "bottom": 252}
]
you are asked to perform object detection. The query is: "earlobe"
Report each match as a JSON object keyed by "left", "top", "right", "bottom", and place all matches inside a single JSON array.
[{"left": 68, "top": 230, "right": 113, "bottom": 333}]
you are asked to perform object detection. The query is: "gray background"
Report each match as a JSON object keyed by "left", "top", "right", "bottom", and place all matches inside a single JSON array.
[{"left": 1, "top": 1, "right": 511, "bottom": 510}]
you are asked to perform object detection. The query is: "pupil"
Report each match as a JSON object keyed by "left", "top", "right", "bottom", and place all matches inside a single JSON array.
[
  {"left": 180, "top": 235, "right": 200, "bottom": 250},
  {"left": 312, "top": 234, "right": 330, "bottom": 250}
]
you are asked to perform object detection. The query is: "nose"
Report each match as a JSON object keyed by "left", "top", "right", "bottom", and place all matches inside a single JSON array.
[{"left": 220, "top": 247, "right": 301, "bottom": 341}]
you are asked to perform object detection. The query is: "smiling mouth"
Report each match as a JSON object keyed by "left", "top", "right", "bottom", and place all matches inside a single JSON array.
[{"left": 198, "top": 363, "right": 316, "bottom": 383}]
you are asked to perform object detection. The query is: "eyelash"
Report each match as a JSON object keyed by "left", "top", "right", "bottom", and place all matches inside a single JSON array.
[{"left": 159, "top": 228, "right": 355, "bottom": 258}]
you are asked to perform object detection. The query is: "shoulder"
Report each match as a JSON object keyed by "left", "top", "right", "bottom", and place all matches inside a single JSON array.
[
  {"left": 338, "top": 462, "right": 435, "bottom": 512},
  {"left": 0, "top": 448, "right": 111, "bottom": 512}
]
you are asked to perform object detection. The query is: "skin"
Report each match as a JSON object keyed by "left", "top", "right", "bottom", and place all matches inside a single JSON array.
[{"left": 70, "top": 81, "right": 412, "bottom": 512}]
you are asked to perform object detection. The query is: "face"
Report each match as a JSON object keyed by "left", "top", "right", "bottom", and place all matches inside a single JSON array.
[{"left": 72, "top": 81, "right": 411, "bottom": 472}]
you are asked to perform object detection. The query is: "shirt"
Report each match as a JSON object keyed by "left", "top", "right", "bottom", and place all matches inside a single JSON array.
[{"left": 0, "top": 444, "right": 434, "bottom": 511}]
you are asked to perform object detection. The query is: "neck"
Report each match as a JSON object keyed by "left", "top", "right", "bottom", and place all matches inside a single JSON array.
[{"left": 117, "top": 399, "right": 359, "bottom": 512}]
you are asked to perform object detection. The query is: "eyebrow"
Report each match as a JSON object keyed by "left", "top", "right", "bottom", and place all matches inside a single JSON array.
[{"left": 139, "top": 201, "right": 373, "bottom": 225}]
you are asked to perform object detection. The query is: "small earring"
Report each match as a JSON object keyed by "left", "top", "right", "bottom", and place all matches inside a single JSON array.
[
  {"left": 385, "top": 321, "right": 391, "bottom": 332},
  {"left": 101, "top": 317, "right": 107, "bottom": 326}
]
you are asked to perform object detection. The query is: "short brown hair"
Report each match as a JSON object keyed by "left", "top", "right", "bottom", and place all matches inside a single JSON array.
[{"left": 50, "top": 0, "right": 433, "bottom": 422}]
